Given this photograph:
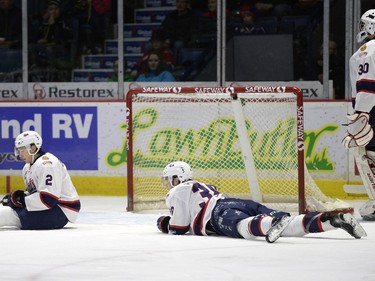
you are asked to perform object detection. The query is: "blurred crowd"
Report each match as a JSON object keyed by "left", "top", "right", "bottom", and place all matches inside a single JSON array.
[{"left": 0, "top": 0, "right": 346, "bottom": 95}]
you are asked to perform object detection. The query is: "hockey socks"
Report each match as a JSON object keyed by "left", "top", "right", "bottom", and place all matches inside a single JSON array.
[
  {"left": 237, "top": 214, "right": 270, "bottom": 239},
  {"left": 236, "top": 214, "right": 292, "bottom": 242}
]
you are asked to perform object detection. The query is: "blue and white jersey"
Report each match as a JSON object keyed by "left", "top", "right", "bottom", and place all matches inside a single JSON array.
[
  {"left": 350, "top": 40, "right": 375, "bottom": 112},
  {"left": 22, "top": 152, "right": 81, "bottom": 222},
  {"left": 165, "top": 180, "right": 223, "bottom": 235}
]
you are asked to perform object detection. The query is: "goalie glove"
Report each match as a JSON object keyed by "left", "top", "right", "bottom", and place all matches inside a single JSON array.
[
  {"left": 2, "top": 190, "right": 26, "bottom": 209},
  {"left": 157, "top": 216, "right": 171, "bottom": 234},
  {"left": 342, "top": 112, "right": 374, "bottom": 148}
]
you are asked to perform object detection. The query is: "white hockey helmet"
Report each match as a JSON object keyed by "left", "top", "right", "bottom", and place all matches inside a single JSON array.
[
  {"left": 14, "top": 131, "right": 43, "bottom": 156},
  {"left": 162, "top": 161, "right": 193, "bottom": 188},
  {"left": 357, "top": 9, "right": 375, "bottom": 43}
]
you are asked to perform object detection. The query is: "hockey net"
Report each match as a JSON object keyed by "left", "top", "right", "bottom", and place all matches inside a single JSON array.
[{"left": 126, "top": 86, "right": 352, "bottom": 213}]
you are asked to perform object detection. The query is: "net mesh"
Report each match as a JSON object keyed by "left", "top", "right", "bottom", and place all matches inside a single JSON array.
[{"left": 128, "top": 89, "right": 351, "bottom": 213}]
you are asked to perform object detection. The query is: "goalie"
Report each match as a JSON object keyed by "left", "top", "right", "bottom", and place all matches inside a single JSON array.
[
  {"left": 157, "top": 161, "right": 366, "bottom": 243},
  {"left": 343, "top": 9, "right": 375, "bottom": 220}
]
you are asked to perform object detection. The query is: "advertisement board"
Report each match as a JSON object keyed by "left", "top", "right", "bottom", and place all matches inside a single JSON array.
[
  {"left": 230, "top": 81, "right": 334, "bottom": 99},
  {"left": 0, "top": 81, "right": 335, "bottom": 100},
  {"left": 0, "top": 83, "right": 23, "bottom": 100},
  {"left": 30, "top": 82, "right": 118, "bottom": 99},
  {"left": 0, "top": 100, "right": 361, "bottom": 197},
  {"left": 0, "top": 105, "right": 98, "bottom": 171}
]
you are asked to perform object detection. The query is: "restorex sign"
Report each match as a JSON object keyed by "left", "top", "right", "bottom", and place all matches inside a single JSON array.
[
  {"left": 30, "top": 83, "right": 117, "bottom": 99},
  {"left": 0, "top": 106, "right": 98, "bottom": 170}
]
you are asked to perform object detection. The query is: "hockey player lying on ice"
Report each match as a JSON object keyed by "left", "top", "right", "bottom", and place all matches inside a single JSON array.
[
  {"left": 157, "top": 161, "right": 366, "bottom": 243},
  {"left": 0, "top": 131, "right": 81, "bottom": 230}
]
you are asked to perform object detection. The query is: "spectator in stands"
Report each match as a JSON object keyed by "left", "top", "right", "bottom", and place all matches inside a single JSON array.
[
  {"left": 108, "top": 59, "right": 135, "bottom": 82},
  {"left": 198, "top": 0, "right": 232, "bottom": 48},
  {"left": 137, "top": 29, "right": 176, "bottom": 75},
  {"left": 316, "top": 40, "right": 345, "bottom": 99},
  {"left": 0, "top": 0, "right": 22, "bottom": 49},
  {"left": 233, "top": 4, "right": 266, "bottom": 35},
  {"left": 292, "top": 0, "right": 322, "bottom": 17},
  {"left": 161, "top": 0, "right": 200, "bottom": 56},
  {"left": 29, "top": 0, "right": 74, "bottom": 81},
  {"left": 245, "top": 0, "right": 293, "bottom": 20},
  {"left": 34, "top": 0, "right": 72, "bottom": 47},
  {"left": 200, "top": 0, "right": 217, "bottom": 37},
  {"left": 136, "top": 51, "right": 176, "bottom": 82},
  {"left": 69, "top": 0, "right": 112, "bottom": 55}
]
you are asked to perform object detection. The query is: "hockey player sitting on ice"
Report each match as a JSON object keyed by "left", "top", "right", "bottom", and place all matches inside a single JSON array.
[
  {"left": 157, "top": 161, "right": 366, "bottom": 243},
  {"left": 0, "top": 131, "right": 81, "bottom": 229},
  {"left": 343, "top": 9, "right": 375, "bottom": 221}
]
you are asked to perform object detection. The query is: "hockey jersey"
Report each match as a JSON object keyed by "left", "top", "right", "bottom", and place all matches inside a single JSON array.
[
  {"left": 22, "top": 152, "right": 81, "bottom": 222},
  {"left": 349, "top": 40, "right": 375, "bottom": 112},
  {"left": 166, "top": 180, "right": 223, "bottom": 235}
]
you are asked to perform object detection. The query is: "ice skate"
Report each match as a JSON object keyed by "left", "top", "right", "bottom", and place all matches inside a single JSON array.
[
  {"left": 328, "top": 213, "right": 367, "bottom": 239},
  {"left": 266, "top": 215, "right": 293, "bottom": 243}
]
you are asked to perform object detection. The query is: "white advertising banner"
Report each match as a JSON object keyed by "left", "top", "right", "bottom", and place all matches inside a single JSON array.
[
  {"left": 304, "top": 101, "right": 350, "bottom": 180},
  {"left": 1, "top": 81, "right": 333, "bottom": 100},
  {"left": 0, "top": 100, "right": 356, "bottom": 182},
  {"left": 229, "top": 81, "right": 333, "bottom": 99},
  {"left": 28, "top": 82, "right": 119, "bottom": 100},
  {"left": 0, "top": 83, "right": 23, "bottom": 99}
]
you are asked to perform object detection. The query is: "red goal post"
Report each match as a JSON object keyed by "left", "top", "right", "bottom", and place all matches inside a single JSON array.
[{"left": 126, "top": 86, "right": 352, "bottom": 214}]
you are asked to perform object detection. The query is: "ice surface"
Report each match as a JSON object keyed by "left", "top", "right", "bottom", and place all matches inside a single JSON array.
[{"left": 0, "top": 196, "right": 374, "bottom": 281}]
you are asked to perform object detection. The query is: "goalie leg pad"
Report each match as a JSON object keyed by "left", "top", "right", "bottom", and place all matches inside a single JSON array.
[
  {"left": 353, "top": 147, "right": 375, "bottom": 199},
  {"left": 342, "top": 112, "right": 374, "bottom": 148},
  {"left": 359, "top": 199, "right": 375, "bottom": 221}
]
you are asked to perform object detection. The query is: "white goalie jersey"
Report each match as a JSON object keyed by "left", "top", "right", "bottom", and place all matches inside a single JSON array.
[
  {"left": 22, "top": 152, "right": 81, "bottom": 222},
  {"left": 166, "top": 180, "right": 223, "bottom": 235},
  {"left": 349, "top": 40, "right": 375, "bottom": 112}
]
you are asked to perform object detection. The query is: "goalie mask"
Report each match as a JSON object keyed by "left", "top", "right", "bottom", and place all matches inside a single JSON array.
[
  {"left": 162, "top": 161, "right": 193, "bottom": 189},
  {"left": 357, "top": 9, "right": 375, "bottom": 43},
  {"left": 14, "top": 131, "right": 43, "bottom": 157}
]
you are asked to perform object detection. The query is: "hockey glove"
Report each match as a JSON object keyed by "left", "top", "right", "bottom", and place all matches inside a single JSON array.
[
  {"left": 2, "top": 190, "right": 26, "bottom": 209},
  {"left": 342, "top": 112, "right": 374, "bottom": 148},
  {"left": 157, "top": 216, "right": 171, "bottom": 233}
]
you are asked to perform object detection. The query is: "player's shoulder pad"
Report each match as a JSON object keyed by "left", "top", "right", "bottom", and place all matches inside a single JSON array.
[
  {"left": 363, "top": 40, "right": 375, "bottom": 53},
  {"left": 178, "top": 180, "right": 194, "bottom": 189},
  {"left": 35, "top": 153, "right": 58, "bottom": 167},
  {"left": 168, "top": 181, "right": 193, "bottom": 195}
]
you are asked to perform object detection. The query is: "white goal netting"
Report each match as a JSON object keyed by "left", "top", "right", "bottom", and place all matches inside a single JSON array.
[{"left": 126, "top": 86, "right": 351, "bottom": 213}]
